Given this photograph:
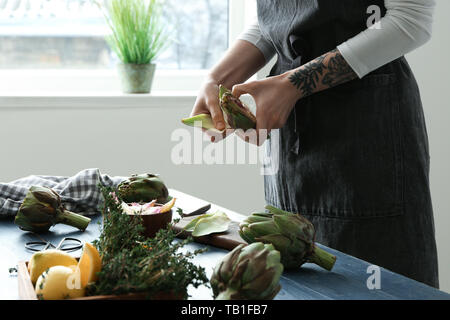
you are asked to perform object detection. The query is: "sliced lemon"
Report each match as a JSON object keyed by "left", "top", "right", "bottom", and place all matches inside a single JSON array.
[
  {"left": 28, "top": 249, "right": 78, "bottom": 285},
  {"left": 77, "top": 242, "right": 102, "bottom": 288}
]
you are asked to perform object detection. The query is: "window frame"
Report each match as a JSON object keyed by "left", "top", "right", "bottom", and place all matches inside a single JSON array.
[{"left": 0, "top": 0, "right": 254, "bottom": 95}]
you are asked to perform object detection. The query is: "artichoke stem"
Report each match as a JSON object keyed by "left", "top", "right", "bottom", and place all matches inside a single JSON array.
[
  {"left": 56, "top": 210, "right": 91, "bottom": 231},
  {"left": 309, "top": 245, "right": 337, "bottom": 271},
  {"left": 216, "top": 288, "right": 239, "bottom": 300}
]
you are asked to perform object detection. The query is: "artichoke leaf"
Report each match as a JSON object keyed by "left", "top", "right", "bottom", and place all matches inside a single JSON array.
[
  {"left": 265, "top": 205, "right": 291, "bottom": 216},
  {"left": 273, "top": 215, "right": 305, "bottom": 238},
  {"left": 238, "top": 227, "right": 259, "bottom": 244},
  {"left": 251, "top": 212, "right": 274, "bottom": 218},
  {"left": 184, "top": 213, "right": 214, "bottom": 232},
  {"left": 243, "top": 214, "right": 272, "bottom": 224},
  {"left": 184, "top": 211, "right": 231, "bottom": 237},
  {"left": 192, "top": 211, "right": 231, "bottom": 237},
  {"left": 256, "top": 234, "right": 291, "bottom": 251},
  {"left": 242, "top": 267, "right": 277, "bottom": 294},
  {"left": 182, "top": 114, "right": 229, "bottom": 134},
  {"left": 219, "top": 85, "right": 257, "bottom": 130},
  {"left": 220, "top": 244, "right": 246, "bottom": 283},
  {"left": 245, "top": 221, "right": 280, "bottom": 235}
]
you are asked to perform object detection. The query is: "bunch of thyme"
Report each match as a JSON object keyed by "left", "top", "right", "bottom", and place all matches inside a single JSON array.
[{"left": 87, "top": 186, "right": 208, "bottom": 299}]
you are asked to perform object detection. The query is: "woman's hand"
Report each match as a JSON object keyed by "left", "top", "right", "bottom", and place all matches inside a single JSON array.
[
  {"left": 191, "top": 80, "right": 225, "bottom": 130},
  {"left": 232, "top": 49, "right": 358, "bottom": 144},
  {"left": 189, "top": 40, "right": 268, "bottom": 143},
  {"left": 232, "top": 73, "right": 302, "bottom": 136},
  {"left": 189, "top": 40, "right": 267, "bottom": 143},
  {"left": 190, "top": 80, "right": 230, "bottom": 142}
]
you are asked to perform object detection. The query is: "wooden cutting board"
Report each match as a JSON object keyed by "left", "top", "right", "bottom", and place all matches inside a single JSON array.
[{"left": 173, "top": 216, "right": 246, "bottom": 251}]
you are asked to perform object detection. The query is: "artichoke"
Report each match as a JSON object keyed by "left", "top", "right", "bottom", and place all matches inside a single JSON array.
[
  {"left": 181, "top": 114, "right": 228, "bottom": 133},
  {"left": 14, "top": 186, "right": 91, "bottom": 233},
  {"left": 118, "top": 174, "right": 169, "bottom": 204},
  {"left": 210, "top": 242, "right": 283, "bottom": 300},
  {"left": 239, "top": 205, "right": 337, "bottom": 271},
  {"left": 219, "top": 85, "right": 256, "bottom": 131}
]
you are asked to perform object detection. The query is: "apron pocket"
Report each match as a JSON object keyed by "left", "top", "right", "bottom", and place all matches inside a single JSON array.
[{"left": 287, "top": 73, "right": 404, "bottom": 219}]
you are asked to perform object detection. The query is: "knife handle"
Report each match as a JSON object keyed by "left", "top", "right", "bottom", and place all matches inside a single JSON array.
[{"left": 182, "top": 204, "right": 212, "bottom": 217}]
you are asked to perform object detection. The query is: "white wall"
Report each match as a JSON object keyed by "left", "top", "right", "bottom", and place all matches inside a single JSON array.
[
  {"left": 0, "top": 103, "right": 266, "bottom": 215},
  {"left": 406, "top": 0, "right": 450, "bottom": 293},
  {"left": 0, "top": 0, "right": 448, "bottom": 294}
]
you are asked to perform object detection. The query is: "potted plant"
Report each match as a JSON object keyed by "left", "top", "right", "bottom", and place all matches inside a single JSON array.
[{"left": 98, "top": 0, "right": 168, "bottom": 94}]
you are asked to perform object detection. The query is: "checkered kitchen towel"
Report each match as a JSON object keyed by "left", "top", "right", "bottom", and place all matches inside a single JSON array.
[{"left": 0, "top": 169, "right": 126, "bottom": 217}]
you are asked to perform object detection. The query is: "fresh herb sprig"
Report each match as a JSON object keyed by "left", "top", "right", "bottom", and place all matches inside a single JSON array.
[{"left": 87, "top": 186, "right": 208, "bottom": 299}]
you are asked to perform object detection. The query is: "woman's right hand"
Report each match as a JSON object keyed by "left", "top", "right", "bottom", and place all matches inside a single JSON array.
[
  {"left": 191, "top": 80, "right": 229, "bottom": 142},
  {"left": 190, "top": 40, "right": 267, "bottom": 142}
]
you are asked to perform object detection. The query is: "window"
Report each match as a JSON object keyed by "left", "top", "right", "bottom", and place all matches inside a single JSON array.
[
  {"left": 0, "top": 0, "right": 229, "bottom": 70},
  {"left": 0, "top": 0, "right": 256, "bottom": 94}
]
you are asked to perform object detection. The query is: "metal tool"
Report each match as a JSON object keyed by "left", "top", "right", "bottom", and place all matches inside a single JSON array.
[
  {"left": 25, "top": 233, "right": 83, "bottom": 252},
  {"left": 180, "top": 204, "right": 212, "bottom": 218}
]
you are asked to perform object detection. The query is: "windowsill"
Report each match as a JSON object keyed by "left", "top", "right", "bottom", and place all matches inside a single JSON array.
[
  {"left": 0, "top": 68, "right": 202, "bottom": 108},
  {"left": 0, "top": 91, "right": 198, "bottom": 109}
]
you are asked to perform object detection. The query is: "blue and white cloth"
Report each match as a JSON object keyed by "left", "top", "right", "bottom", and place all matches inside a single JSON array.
[{"left": 0, "top": 169, "right": 126, "bottom": 217}]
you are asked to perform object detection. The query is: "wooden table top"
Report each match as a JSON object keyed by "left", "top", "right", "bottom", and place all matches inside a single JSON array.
[{"left": 1, "top": 189, "right": 449, "bottom": 300}]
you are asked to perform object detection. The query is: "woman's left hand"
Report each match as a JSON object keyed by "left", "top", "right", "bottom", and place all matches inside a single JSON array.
[{"left": 232, "top": 73, "right": 302, "bottom": 143}]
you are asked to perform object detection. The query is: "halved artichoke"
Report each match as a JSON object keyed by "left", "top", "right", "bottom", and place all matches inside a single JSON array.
[
  {"left": 219, "top": 85, "right": 256, "bottom": 131},
  {"left": 181, "top": 85, "right": 256, "bottom": 133}
]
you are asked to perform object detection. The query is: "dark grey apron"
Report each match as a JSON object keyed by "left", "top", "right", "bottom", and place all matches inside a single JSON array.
[{"left": 258, "top": 0, "right": 439, "bottom": 288}]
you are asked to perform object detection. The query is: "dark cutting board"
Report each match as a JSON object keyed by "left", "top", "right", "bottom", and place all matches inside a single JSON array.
[{"left": 173, "top": 216, "right": 246, "bottom": 251}]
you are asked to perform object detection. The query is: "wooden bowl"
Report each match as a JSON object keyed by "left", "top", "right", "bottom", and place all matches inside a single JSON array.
[{"left": 128, "top": 209, "right": 173, "bottom": 238}]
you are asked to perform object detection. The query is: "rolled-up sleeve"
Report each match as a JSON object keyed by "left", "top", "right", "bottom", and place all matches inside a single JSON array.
[
  {"left": 238, "top": 17, "right": 276, "bottom": 63},
  {"left": 338, "top": 0, "right": 436, "bottom": 78}
]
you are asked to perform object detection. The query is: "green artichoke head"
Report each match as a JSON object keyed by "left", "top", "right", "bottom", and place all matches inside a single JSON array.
[
  {"left": 210, "top": 242, "right": 283, "bottom": 300},
  {"left": 239, "top": 208, "right": 316, "bottom": 269},
  {"left": 118, "top": 174, "right": 169, "bottom": 204},
  {"left": 15, "top": 186, "right": 91, "bottom": 233},
  {"left": 219, "top": 85, "right": 256, "bottom": 131},
  {"left": 239, "top": 205, "right": 337, "bottom": 271},
  {"left": 14, "top": 186, "right": 62, "bottom": 232}
]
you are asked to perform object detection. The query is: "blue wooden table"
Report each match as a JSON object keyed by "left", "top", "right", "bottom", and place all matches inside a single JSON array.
[{"left": 1, "top": 190, "right": 448, "bottom": 300}]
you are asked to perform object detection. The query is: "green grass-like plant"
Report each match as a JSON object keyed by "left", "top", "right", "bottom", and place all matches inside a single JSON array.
[{"left": 97, "top": 0, "right": 168, "bottom": 65}]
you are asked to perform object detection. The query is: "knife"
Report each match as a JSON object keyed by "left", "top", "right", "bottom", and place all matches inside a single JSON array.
[{"left": 180, "top": 204, "right": 211, "bottom": 218}]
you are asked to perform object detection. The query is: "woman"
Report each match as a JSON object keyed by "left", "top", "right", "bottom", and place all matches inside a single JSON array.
[{"left": 191, "top": 0, "right": 439, "bottom": 287}]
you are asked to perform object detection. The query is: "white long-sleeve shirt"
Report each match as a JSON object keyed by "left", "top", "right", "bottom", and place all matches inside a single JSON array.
[{"left": 239, "top": 0, "right": 436, "bottom": 78}]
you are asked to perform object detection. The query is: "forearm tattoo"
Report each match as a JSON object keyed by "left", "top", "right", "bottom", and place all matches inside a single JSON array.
[{"left": 289, "top": 49, "right": 357, "bottom": 98}]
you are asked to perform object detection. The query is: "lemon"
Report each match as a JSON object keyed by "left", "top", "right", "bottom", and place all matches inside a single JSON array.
[
  {"left": 32, "top": 243, "right": 102, "bottom": 300},
  {"left": 28, "top": 249, "right": 78, "bottom": 284},
  {"left": 35, "top": 266, "right": 85, "bottom": 300},
  {"left": 77, "top": 242, "right": 102, "bottom": 287}
]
